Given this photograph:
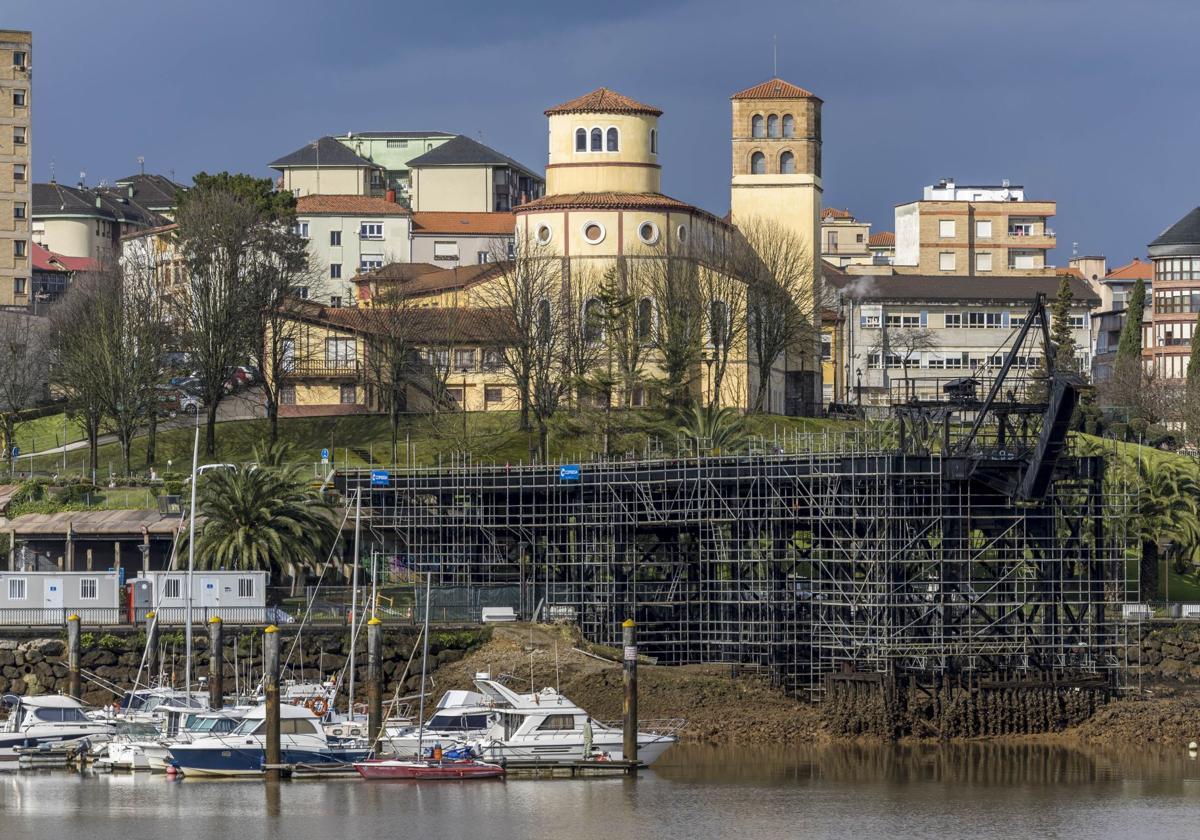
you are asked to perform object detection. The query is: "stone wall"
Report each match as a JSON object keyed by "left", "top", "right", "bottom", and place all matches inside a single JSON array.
[
  {"left": 1129, "top": 622, "right": 1200, "bottom": 682},
  {"left": 0, "top": 626, "right": 490, "bottom": 710}
]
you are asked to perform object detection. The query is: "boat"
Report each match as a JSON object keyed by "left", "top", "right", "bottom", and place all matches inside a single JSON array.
[
  {"left": 353, "top": 574, "right": 503, "bottom": 781},
  {"left": 466, "top": 679, "right": 680, "bottom": 766},
  {"left": 379, "top": 689, "right": 490, "bottom": 757},
  {"left": 101, "top": 706, "right": 248, "bottom": 772},
  {"left": 0, "top": 694, "right": 116, "bottom": 765},
  {"left": 167, "top": 702, "right": 372, "bottom": 777}
]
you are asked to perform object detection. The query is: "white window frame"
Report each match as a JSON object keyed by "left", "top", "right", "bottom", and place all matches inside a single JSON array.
[
  {"left": 535, "top": 224, "right": 553, "bottom": 245},
  {"left": 976, "top": 219, "right": 992, "bottom": 239},
  {"left": 237, "top": 578, "right": 254, "bottom": 599},
  {"left": 433, "top": 240, "right": 460, "bottom": 261},
  {"left": 637, "top": 221, "right": 660, "bottom": 246},
  {"left": 939, "top": 219, "right": 955, "bottom": 238},
  {"left": 360, "top": 255, "right": 384, "bottom": 272},
  {"left": 80, "top": 578, "right": 99, "bottom": 600},
  {"left": 13, "top": 89, "right": 26, "bottom": 107},
  {"left": 976, "top": 252, "right": 993, "bottom": 272},
  {"left": 8, "top": 578, "right": 27, "bottom": 600},
  {"left": 938, "top": 251, "right": 955, "bottom": 272},
  {"left": 581, "top": 221, "right": 606, "bottom": 245},
  {"left": 945, "top": 313, "right": 962, "bottom": 328},
  {"left": 294, "top": 220, "right": 310, "bottom": 239},
  {"left": 359, "top": 221, "right": 384, "bottom": 240},
  {"left": 163, "top": 577, "right": 182, "bottom": 599}
]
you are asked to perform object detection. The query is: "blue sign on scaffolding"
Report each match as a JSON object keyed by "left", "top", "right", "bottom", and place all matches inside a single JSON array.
[
  {"left": 10, "top": 446, "right": 18, "bottom": 457},
  {"left": 320, "top": 448, "right": 330, "bottom": 462},
  {"left": 370, "top": 469, "right": 390, "bottom": 487},
  {"left": 559, "top": 464, "right": 581, "bottom": 482}
]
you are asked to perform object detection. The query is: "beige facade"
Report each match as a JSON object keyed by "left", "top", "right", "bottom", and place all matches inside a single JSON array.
[
  {"left": 0, "top": 31, "right": 31, "bottom": 308},
  {"left": 894, "top": 193, "right": 1057, "bottom": 276},
  {"left": 545, "top": 111, "right": 661, "bottom": 195},
  {"left": 294, "top": 195, "right": 411, "bottom": 305},
  {"left": 820, "top": 209, "right": 872, "bottom": 267},
  {"left": 279, "top": 166, "right": 379, "bottom": 198}
]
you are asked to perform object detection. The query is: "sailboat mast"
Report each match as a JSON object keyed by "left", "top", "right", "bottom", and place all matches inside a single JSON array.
[
  {"left": 348, "top": 490, "right": 361, "bottom": 718},
  {"left": 416, "top": 573, "right": 432, "bottom": 758},
  {"left": 184, "top": 423, "right": 199, "bottom": 704}
]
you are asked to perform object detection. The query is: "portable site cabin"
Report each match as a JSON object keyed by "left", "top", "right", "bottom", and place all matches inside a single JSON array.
[
  {"left": 0, "top": 571, "right": 122, "bottom": 625},
  {"left": 132, "top": 570, "right": 269, "bottom": 625}
]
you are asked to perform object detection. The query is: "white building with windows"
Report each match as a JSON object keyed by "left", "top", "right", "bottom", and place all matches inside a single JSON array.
[
  {"left": 409, "top": 211, "right": 515, "bottom": 267},
  {"left": 293, "top": 195, "right": 411, "bottom": 306},
  {"left": 827, "top": 273, "right": 1098, "bottom": 407},
  {"left": 0, "top": 571, "right": 122, "bottom": 624},
  {"left": 132, "top": 570, "right": 268, "bottom": 625}
]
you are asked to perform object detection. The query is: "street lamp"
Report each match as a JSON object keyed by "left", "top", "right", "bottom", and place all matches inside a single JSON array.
[
  {"left": 702, "top": 349, "right": 716, "bottom": 408},
  {"left": 458, "top": 364, "right": 471, "bottom": 442},
  {"left": 856, "top": 367, "right": 863, "bottom": 409}
]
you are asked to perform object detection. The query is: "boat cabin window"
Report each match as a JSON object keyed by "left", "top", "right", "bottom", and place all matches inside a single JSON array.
[
  {"left": 536, "top": 714, "right": 576, "bottom": 731},
  {"left": 33, "top": 706, "right": 90, "bottom": 723},
  {"left": 280, "top": 718, "right": 320, "bottom": 735},
  {"left": 428, "top": 713, "right": 489, "bottom": 730},
  {"left": 232, "top": 718, "right": 263, "bottom": 736}
]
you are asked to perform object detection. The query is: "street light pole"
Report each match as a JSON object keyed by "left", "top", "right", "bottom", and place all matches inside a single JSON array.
[{"left": 856, "top": 367, "right": 863, "bottom": 410}]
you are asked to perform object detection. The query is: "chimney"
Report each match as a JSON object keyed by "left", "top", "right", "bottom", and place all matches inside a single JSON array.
[{"left": 386, "top": 188, "right": 396, "bottom": 203}]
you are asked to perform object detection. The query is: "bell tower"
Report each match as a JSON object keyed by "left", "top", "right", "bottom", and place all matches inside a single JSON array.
[{"left": 728, "top": 78, "right": 822, "bottom": 250}]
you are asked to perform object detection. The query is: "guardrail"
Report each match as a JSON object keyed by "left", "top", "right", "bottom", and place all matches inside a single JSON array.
[{"left": 0, "top": 607, "right": 124, "bottom": 626}]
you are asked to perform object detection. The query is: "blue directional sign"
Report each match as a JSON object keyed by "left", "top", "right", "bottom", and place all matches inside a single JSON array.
[
  {"left": 370, "top": 469, "right": 390, "bottom": 487},
  {"left": 320, "top": 448, "right": 330, "bottom": 462},
  {"left": 10, "top": 446, "right": 18, "bottom": 457},
  {"left": 559, "top": 464, "right": 581, "bottom": 482}
]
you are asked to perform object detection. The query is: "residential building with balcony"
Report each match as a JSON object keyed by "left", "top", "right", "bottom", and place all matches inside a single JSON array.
[
  {"left": 893, "top": 179, "right": 1057, "bottom": 276},
  {"left": 867, "top": 230, "right": 895, "bottom": 265},
  {"left": 410, "top": 211, "right": 515, "bottom": 267},
  {"left": 820, "top": 207, "right": 872, "bottom": 267},
  {"left": 1, "top": 30, "right": 32, "bottom": 308},
  {"left": 1144, "top": 206, "right": 1200, "bottom": 380},
  {"left": 827, "top": 273, "right": 1097, "bottom": 407},
  {"left": 293, "top": 195, "right": 412, "bottom": 306},
  {"left": 407, "top": 135, "right": 543, "bottom": 213}
]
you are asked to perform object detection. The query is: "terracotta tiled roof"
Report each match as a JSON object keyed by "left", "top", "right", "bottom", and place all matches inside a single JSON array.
[
  {"left": 296, "top": 195, "right": 410, "bottom": 215},
  {"left": 352, "top": 262, "right": 501, "bottom": 301},
  {"left": 1105, "top": 257, "right": 1153, "bottom": 281},
  {"left": 287, "top": 298, "right": 510, "bottom": 343},
  {"left": 517, "top": 192, "right": 718, "bottom": 222},
  {"left": 868, "top": 231, "right": 895, "bottom": 247},
  {"left": 545, "top": 88, "right": 662, "bottom": 117},
  {"left": 411, "top": 212, "right": 515, "bottom": 236},
  {"left": 821, "top": 207, "right": 853, "bottom": 220},
  {"left": 731, "top": 78, "right": 819, "bottom": 101},
  {"left": 31, "top": 242, "right": 97, "bottom": 273}
]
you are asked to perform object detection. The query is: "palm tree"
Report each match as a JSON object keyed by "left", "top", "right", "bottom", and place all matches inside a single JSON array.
[
  {"left": 188, "top": 459, "right": 340, "bottom": 589},
  {"left": 677, "top": 404, "right": 748, "bottom": 456},
  {"left": 1120, "top": 456, "right": 1200, "bottom": 601}
]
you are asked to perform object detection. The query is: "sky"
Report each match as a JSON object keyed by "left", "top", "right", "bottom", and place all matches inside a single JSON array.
[{"left": 8, "top": 0, "right": 1199, "bottom": 267}]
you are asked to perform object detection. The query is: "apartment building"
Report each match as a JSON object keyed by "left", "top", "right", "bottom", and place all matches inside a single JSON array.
[
  {"left": 31, "top": 181, "right": 165, "bottom": 263},
  {"left": 407, "top": 136, "right": 543, "bottom": 213},
  {"left": 827, "top": 273, "right": 1097, "bottom": 407},
  {"left": 1, "top": 30, "right": 31, "bottom": 308},
  {"left": 820, "top": 208, "right": 872, "bottom": 267},
  {"left": 333, "top": 131, "right": 456, "bottom": 200},
  {"left": 293, "top": 195, "right": 412, "bottom": 306},
  {"left": 409, "top": 211, "right": 515, "bottom": 267},
  {"left": 867, "top": 231, "right": 895, "bottom": 265},
  {"left": 894, "top": 179, "right": 1056, "bottom": 276},
  {"left": 1144, "top": 206, "right": 1200, "bottom": 380}
]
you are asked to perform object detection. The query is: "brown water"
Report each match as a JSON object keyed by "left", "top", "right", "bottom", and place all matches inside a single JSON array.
[{"left": 3, "top": 743, "right": 1200, "bottom": 839}]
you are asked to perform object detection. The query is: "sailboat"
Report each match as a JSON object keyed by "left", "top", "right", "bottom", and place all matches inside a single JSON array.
[{"left": 353, "top": 575, "right": 505, "bottom": 781}]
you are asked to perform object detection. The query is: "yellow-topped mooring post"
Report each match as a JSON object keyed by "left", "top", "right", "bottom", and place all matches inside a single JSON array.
[
  {"left": 622, "top": 618, "right": 638, "bottom": 763},
  {"left": 207, "top": 617, "right": 223, "bottom": 710},
  {"left": 367, "top": 617, "right": 383, "bottom": 748},
  {"left": 145, "top": 611, "right": 158, "bottom": 675},
  {"left": 264, "top": 624, "right": 281, "bottom": 780},
  {"left": 67, "top": 614, "right": 81, "bottom": 699}
]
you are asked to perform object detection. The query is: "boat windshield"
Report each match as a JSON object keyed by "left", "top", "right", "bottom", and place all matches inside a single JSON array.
[
  {"left": 427, "top": 713, "right": 489, "bottom": 731},
  {"left": 230, "top": 718, "right": 266, "bottom": 736},
  {"left": 33, "top": 707, "right": 90, "bottom": 723},
  {"left": 191, "top": 716, "right": 239, "bottom": 734}
]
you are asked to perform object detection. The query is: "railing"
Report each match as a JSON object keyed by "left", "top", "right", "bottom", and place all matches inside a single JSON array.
[
  {"left": 285, "top": 360, "right": 359, "bottom": 377},
  {"left": 0, "top": 607, "right": 124, "bottom": 627},
  {"left": 132, "top": 606, "right": 271, "bottom": 626}
]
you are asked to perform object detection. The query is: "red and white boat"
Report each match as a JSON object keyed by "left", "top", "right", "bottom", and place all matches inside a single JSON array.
[{"left": 354, "top": 757, "right": 505, "bottom": 780}]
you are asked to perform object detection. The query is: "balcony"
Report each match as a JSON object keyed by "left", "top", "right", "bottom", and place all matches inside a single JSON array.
[{"left": 284, "top": 359, "right": 359, "bottom": 378}]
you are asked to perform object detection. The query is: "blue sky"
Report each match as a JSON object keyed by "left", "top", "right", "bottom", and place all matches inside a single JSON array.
[{"left": 8, "top": 0, "right": 1199, "bottom": 266}]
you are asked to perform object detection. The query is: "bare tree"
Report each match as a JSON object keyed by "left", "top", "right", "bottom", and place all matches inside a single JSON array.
[
  {"left": 640, "top": 255, "right": 706, "bottom": 411},
  {"left": 872, "top": 327, "right": 941, "bottom": 396},
  {"left": 561, "top": 265, "right": 608, "bottom": 413},
  {"left": 47, "top": 286, "right": 105, "bottom": 476},
  {"left": 696, "top": 231, "right": 749, "bottom": 411},
  {"left": 737, "top": 219, "right": 818, "bottom": 413},
  {"left": 0, "top": 311, "right": 49, "bottom": 471},
  {"left": 483, "top": 231, "right": 563, "bottom": 435},
  {"left": 595, "top": 263, "right": 652, "bottom": 409},
  {"left": 356, "top": 292, "right": 421, "bottom": 463}
]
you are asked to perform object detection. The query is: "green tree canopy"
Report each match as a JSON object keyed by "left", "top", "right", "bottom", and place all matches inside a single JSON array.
[
  {"left": 1116, "top": 279, "right": 1146, "bottom": 361},
  {"left": 180, "top": 171, "right": 296, "bottom": 223},
  {"left": 1050, "top": 276, "right": 1077, "bottom": 373}
]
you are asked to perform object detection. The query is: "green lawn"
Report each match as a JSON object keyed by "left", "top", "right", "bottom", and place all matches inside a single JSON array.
[
  {"left": 16, "top": 410, "right": 860, "bottom": 480},
  {"left": 12, "top": 412, "right": 85, "bottom": 455}
]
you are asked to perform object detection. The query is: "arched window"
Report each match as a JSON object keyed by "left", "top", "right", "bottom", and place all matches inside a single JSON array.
[
  {"left": 637, "top": 298, "right": 654, "bottom": 342},
  {"left": 751, "top": 115, "right": 765, "bottom": 138},
  {"left": 782, "top": 114, "right": 795, "bottom": 138},
  {"left": 575, "top": 128, "right": 587, "bottom": 152},
  {"left": 780, "top": 151, "right": 795, "bottom": 174},
  {"left": 590, "top": 128, "right": 602, "bottom": 152},
  {"left": 537, "top": 298, "right": 552, "bottom": 341},
  {"left": 767, "top": 114, "right": 780, "bottom": 138},
  {"left": 750, "top": 152, "right": 766, "bottom": 175},
  {"left": 649, "top": 128, "right": 657, "bottom": 154},
  {"left": 606, "top": 127, "right": 619, "bottom": 152},
  {"left": 709, "top": 300, "right": 728, "bottom": 347},
  {"left": 583, "top": 298, "right": 604, "bottom": 343}
]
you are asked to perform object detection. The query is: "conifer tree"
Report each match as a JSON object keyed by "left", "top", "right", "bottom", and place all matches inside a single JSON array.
[
  {"left": 1116, "top": 279, "right": 1146, "bottom": 361},
  {"left": 1050, "top": 275, "right": 1077, "bottom": 373}
]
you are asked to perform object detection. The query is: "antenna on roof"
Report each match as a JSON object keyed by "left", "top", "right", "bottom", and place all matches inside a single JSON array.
[
  {"left": 138, "top": 155, "right": 145, "bottom": 176},
  {"left": 773, "top": 34, "right": 778, "bottom": 77},
  {"left": 49, "top": 159, "right": 55, "bottom": 183},
  {"left": 1072, "top": 241, "right": 1078, "bottom": 257}
]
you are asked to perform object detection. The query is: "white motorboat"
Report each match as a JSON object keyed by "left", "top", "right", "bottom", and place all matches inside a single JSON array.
[
  {"left": 465, "top": 679, "right": 679, "bottom": 766},
  {"left": 167, "top": 702, "right": 371, "bottom": 776},
  {"left": 100, "top": 706, "right": 247, "bottom": 772},
  {"left": 91, "top": 687, "right": 209, "bottom": 727},
  {"left": 0, "top": 694, "right": 116, "bottom": 764},
  {"left": 380, "top": 690, "right": 490, "bottom": 757}
]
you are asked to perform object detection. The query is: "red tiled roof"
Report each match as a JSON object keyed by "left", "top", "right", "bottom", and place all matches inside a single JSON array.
[
  {"left": 821, "top": 207, "right": 853, "bottom": 220},
  {"left": 516, "top": 191, "right": 721, "bottom": 223},
  {"left": 731, "top": 78, "right": 819, "bottom": 101},
  {"left": 1106, "top": 257, "right": 1153, "bottom": 281},
  {"left": 545, "top": 88, "right": 662, "bottom": 117},
  {"left": 286, "top": 298, "right": 510, "bottom": 343},
  {"left": 411, "top": 212, "right": 515, "bottom": 236},
  {"left": 31, "top": 242, "right": 98, "bottom": 273},
  {"left": 868, "top": 231, "right": 895, "bottom": 247},
  {"left": 296, "top": 195, "right": 410, "bottom": 216},
  {"left": 353, "top": 262, "right": 501, "bottom": 300}
]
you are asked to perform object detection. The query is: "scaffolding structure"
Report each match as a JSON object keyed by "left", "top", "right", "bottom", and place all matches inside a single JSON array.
[{"left": 337, "top": 296, "right": 1130, "bottom": 702}]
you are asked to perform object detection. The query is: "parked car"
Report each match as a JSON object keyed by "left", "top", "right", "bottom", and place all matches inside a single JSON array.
[{"left": 265, "top": 605, "right": 295, "bottom": 625}]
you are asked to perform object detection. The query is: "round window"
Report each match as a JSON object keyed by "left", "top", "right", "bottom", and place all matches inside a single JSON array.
[
  {"left": 677, "top": 224, "right": 688, "bottom": 243},
  {"left": 582, "top": 221, "right": 606, "bottom": 245},
  {"left": 637, "top": 221, "right": 660, "bottom": 245},
  {"left": 535, "top": 224, "right": 552, "bottom": 245}
]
